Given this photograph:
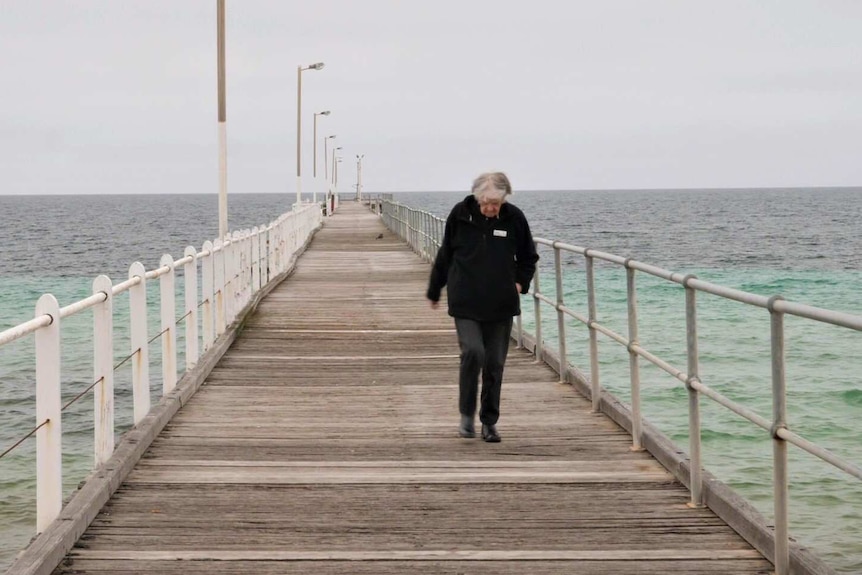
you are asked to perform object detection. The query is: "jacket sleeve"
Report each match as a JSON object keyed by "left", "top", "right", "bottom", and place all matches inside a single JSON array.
[
  {"left": 515, "top": 215, "right": 539, "bottom": 294},
  {"left": 426, "top": 211, "right": 455, "bottom": 302}
]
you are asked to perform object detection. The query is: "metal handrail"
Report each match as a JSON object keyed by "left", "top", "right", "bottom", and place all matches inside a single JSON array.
[{"left": 369, "top": 196, "right": 860, "bottom": 575}]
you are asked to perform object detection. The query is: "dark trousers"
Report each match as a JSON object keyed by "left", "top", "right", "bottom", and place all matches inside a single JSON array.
[{"left": 454, "top": 317, "right": 513, "bottom": 425}]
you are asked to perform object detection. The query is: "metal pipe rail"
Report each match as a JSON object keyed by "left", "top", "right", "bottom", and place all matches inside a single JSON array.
[
  {"left": 0, "top": 204, "right": 322, "bottom": 535},
  {"left": 370, "top": 196, "right": 861, "bottom": 575}
]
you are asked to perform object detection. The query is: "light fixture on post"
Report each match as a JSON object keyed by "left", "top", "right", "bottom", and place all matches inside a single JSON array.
[
  {"left": 356, "top": 154, "right": 365, "bottom": 202},
  {"left": 324, "top": 135, "right": 336, "bottom": 214},
  {"left": 333, "top": 153, "right": 343, "bottom": 198},
  {"left": 312, "top": 110, "right": 330, "bottom": 207},
  {"left": 295, "top": 61, "right": 324, "bottom": 208},
  {"left": 331, "top": 146, "right": 342, "bottom": 187},
  {"left": 216, "top": 0, "right": 228, "bottom": 237}
]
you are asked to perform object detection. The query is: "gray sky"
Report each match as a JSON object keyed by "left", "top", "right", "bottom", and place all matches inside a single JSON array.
[{"left": 1, "top": 0, "right": 860, "bottom": 195}]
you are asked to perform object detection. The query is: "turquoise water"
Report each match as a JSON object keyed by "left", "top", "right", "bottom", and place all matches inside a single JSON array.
[{"left": 2, "top": 190, "right": 861, "bottom": 572}]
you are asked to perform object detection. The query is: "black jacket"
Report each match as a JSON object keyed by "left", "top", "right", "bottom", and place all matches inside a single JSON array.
[{"left": 426, "top": 195, "right": 539, "bottom": 321}]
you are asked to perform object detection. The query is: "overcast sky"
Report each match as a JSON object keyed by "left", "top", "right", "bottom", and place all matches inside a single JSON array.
[{"left": 1, "top": 1, "right": 860, "bottom": 195}]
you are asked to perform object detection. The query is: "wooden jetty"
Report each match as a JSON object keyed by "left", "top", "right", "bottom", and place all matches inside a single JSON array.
[{"left": 41, "top": 202, "right": 774, "bottom": 574}]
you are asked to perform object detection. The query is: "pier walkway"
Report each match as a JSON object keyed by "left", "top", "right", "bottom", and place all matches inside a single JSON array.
[{"left": 50, "top": 203, "right": 772, "bottom": 574}]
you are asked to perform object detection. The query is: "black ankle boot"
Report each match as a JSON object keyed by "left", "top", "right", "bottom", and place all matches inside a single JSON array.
[
  {"left": 482, "top": 423, "right": 501, "bottom": 443},
  {"left": 459, "top": 415, "right": 475, "bottom": 438}
]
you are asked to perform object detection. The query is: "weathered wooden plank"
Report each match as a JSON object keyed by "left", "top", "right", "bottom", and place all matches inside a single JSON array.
[
  {"left": 68, "top": 549, "right": 764, "bottom": 561},
  {"left": 53, "top": 559, "right": 777, "bottom": 575}
]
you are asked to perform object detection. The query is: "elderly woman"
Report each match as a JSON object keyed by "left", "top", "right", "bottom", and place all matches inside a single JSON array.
[{"left": 426, "top": 172, "right": 539, "bottom": 442}]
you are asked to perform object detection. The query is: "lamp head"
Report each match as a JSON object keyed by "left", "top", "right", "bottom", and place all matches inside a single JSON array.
[
  {"left": 320, "top": 110, "right": 331, "bottom": 116},
  {"left": 309, "top": 62, "right": 325, "bottom": 70}
]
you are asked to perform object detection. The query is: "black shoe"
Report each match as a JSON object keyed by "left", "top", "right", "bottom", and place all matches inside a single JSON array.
[
  {"left": 482, "top": 423, "right": 501, "bottom": 443},
  {"left": 459, "top": 415, "right": 476, "bottom": 438}
]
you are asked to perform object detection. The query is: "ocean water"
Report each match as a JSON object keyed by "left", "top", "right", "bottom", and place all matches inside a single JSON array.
[{"left": 1, "top": 189, "right": 861, "bottom": 572}]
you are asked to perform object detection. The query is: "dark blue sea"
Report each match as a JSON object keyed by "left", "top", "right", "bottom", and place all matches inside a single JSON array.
[{"left": 1, "top": 188, "right": 861, "bottom": 572}]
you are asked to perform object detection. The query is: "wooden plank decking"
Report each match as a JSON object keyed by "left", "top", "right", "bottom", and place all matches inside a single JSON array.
[{"left": 53, "top": 202, "right": 773, "bottom": 574}]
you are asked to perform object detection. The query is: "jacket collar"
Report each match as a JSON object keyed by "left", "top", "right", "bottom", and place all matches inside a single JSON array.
[{"left": 458, "top": 194, "right": 512, "bottom": 223}]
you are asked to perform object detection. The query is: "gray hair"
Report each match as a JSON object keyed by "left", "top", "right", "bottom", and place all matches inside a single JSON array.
[{"left": 471, "top": 172, "right": 512, "bottom": 202}]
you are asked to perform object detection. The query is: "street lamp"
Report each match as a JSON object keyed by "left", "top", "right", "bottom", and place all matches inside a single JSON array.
[
  {"left": 323, "top": 136, "right": 337, "bottom": 215},
  {"left": 324, "top": 135, "right": 336, "bottom": 185},
  {"left": 313, "top": 110, "right": 330, "bottom": 205},
  {"left": 356, "top": 154, "right": 364, "bottom": 202},
  {"left": 216, "top": 0, "right": 228, "bottom": 238},
  {"left": 331, "top": 147, "right": 342, "bottom": 186},
  {"left": 296, "top": 61, "right": 324, "bottom": 207}
]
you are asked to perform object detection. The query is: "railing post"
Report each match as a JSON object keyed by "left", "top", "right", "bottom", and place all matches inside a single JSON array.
[
  {"left": 532, "top": 265, "right": 543, "bottom": 363},
  {"left": 183, "top": 246, "right": 199, "bottom": 369},
  {"left": 585, "top": 252, "right": 601, "bottom": 412},
  {"left": 35, "top": 294, "right": 61, "bottom": 532},
  {"left": 92, "top": 275, "right": 114, "bottom": 467},
  {"left": 515, "top": 314, "right": 523, "bottom": 349},
  {"left": 224, "top": 235, "right": 235, "bottom": 325},
  {"left": 252, "top": 226, "right": 261, "bottom": 293},
  {"left": 626, "top": 263, "right": 643, "bottom": 451},
  {"left": 554, "top": 245, "right": 567, "bottom": 382},
  {"left": 213, "top": 238, "right": 226, "bottom": 336},
  {"left": 769, "top": 295, "right": 790, "bottom": 575},
  {"left": 159, "top": 254, "right": 177, "bottom": 394},
  {"left": 128, "top": 262, "right": 150, "bottom": 424},
  {"left": 201, "top": 241, "right": 215, "bottom": 351},
  {"left": 238, "top": 230, "right": 251, "bottom": 310},
  {"left": 684, "top": 275, "right": 703, "bottom": 507}
]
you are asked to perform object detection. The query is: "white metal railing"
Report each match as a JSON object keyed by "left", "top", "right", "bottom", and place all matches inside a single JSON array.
[
  {"left": 372, "top": 197, "right": 860, "bottom": 575},
  {"left": 0, "top": 203, "right": 321, "bottom": 533}
]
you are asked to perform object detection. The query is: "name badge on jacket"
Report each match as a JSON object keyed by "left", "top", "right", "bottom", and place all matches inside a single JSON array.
[{"left": 493, "top": 229, "right": 508, "bottom": 238}]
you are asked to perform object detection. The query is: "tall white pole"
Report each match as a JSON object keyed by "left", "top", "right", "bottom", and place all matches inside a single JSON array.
[
  {"left": 295, "top": 65, "right": 302, "bottom": 208},
  {"left": 295, "top": 62, "right": 324, "bottom": 208},
  {"left": 356, "top": 154, "right": 364, "bottom": 202},
  {"left": 217, "top": 0, "right": 228, "bottom": 237},
  {"left": 312, "top": 111, "right": 330, "bottom": 207}
]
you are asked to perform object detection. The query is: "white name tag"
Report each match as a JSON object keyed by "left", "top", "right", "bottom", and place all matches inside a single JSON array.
[{"left": 493, "top": 229, "right": 508, "bottom": 238}]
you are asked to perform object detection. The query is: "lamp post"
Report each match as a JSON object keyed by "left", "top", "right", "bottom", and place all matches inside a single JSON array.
[
  {"left": 324, "top": 135, "right": 336, "bottom": 214},
  {"left": 323, "top": 135, "right": 336, "bottom": 185},
  {"left": 296, "top": 61, "right": 324, "bottom": 207},
  {"left": 331, "top": 147, "right": 342, "bottom": 186},
  {"left": 331, "top": 148, "right": 342, "bottom": 210},
  {"left": 313, "top": 110, "right": 330, "bottom": 205},
  {"left": 356, "top": 154, "right": 364, "bottom": 202},
  {"left": 216, "top": 0, "right": 228, "bottom": 238}
]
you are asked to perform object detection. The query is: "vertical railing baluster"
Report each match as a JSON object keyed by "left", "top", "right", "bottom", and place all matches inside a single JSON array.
[
  {"left": 533, "top": 263, "right": 543, "bottom": 363},
  {"left": 159, "top": 254, "right": 177, "bottom": 394},
  {"left": 183, "top": 246, "right": 199, "bottom": 369},
  {"left": 554, "top": 244, "right": 567, "bottom": 382},
  {"left": 626, "top": 264, "right": 643, "bottom": 451},
  {"left": 684, "top": 275, "right": 703, "bottom": 507},
  {"left": 128, "top": 262, "right": 150, "bottom": 424},
  {"left": 35, "top": 294, "right": 61, "bottom": 532},
  {"left": 225, "top": 235, "right": 235, "bottom": 324},
  {"left": 769, "top": 295, "right": 789, "bottom": 575},
  {"left": 252, "top": 226, "right": 261, "bottom": 293},
  {"left": 585, "top": 252, "right": 601, "bottom": 412},
  {"left": 201, "top": 241, "right": 215, "bottom": 351},
  {"left": 213, "top": 239, "right": 226, "bottom": 336},
  {"left": 92, "top": 275, "right": 114, "bottom": 467}
]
